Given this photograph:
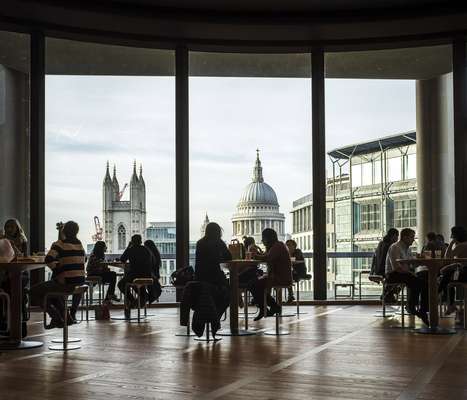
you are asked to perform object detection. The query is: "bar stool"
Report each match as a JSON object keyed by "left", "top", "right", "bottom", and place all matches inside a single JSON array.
[
  {"left": 264, "top": 285, "right": 290, "bottom": 336},
  {"left": 374, "top": 278, "right": 396, "bottom": 317},
  {"left": 44, "top": 284, "right": 88, "bottom": 351},
  {"left": 126, "top": 278, "right": 154, "bottom": 323},
  {"left": 85, "top": 276, "right": 103, "bottom": 305},
  {"left": 447, "top": 282, "right": 467, "bottom": 329},
  {"left": 294, "top": 274, "right": 311, "bottom": 316},
  {"left": 239, "top": 287, "right": 252, "bottom": 330},
  {"left": 386, "top": 283, "right": 409, "bottom": 329},
  {"left": 194, "top": 323, "right": 221, "bottom": 342},
  {"left": 0, "top": 289, "right": 10, "bottom": 333}
]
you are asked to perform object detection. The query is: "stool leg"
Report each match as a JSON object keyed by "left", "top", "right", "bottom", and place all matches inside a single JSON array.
[
  {"left": 275, "top": 289, "right": 280, "bottom": 334},
  {"left": 137, "top": 287, "right": 141, "bottom": 323},
  {"left": 98, "top": 283, "right": 102, "bottom": 305},
  {"left": 85, "top": 289, "right": 89, "bottom": 322},
  {"left": 244, "top": 291, "right": 248, "bottom": 330},
  {"left": 401, "top": 286, "right": 405, "bottom": 328},
  {"left": 63, "top": 302, "right": 68, "bottom": 350},
  {"left": 382, "top": 284, "right": 386, "bottom": 318},
  {"left": 296, "top": 282, "right": 300, "bottom": 316}
]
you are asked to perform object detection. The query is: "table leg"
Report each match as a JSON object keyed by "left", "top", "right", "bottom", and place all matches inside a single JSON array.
[
  {"left": 0, "top": 270, "right": 43, "bottom": 350},
  {"left": 415, "top": 266, "right": 456, "bottom": 335},
  {"left": 217, "top": 265, "right": 255, "bottom": 337}
]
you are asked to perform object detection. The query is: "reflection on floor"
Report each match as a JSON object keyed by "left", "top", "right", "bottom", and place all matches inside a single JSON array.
[{"left": 0, "top": 305, "right": 465, "bottom": 400}]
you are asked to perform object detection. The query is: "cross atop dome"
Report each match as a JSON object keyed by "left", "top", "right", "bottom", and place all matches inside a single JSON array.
[{"left": 253, "top": 149, "right": 264, "bottom": 183}]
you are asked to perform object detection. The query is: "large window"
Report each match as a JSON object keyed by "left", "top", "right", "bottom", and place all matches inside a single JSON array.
[
  {"left": 394, "top": 199, "right": 417, "bottom": 228},
  {"left": 360, "top": 203, "right": 381, "bottom": 231},
  {"left": 324, "top": 46, "right": 448, "bottom": 295},
  {"left": 190, "top": 52, "right": 313, "bottom": 296},
  {"left": 45, "top": 38, "right": 175, "bottom": 298}
]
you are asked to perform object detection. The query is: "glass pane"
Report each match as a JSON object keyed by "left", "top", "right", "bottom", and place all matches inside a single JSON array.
[
  {"left": 325, "top": 45, "right": 451, "bottom": 299},
  {"left": 190, "top": 51, "right": 313, "bottom": 298},
  {"left": 45, "top": 38, "right": 176, "bottom": 300}
]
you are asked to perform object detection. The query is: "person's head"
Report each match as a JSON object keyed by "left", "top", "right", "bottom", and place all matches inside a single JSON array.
[
  {"left": 436, "top": 234, "right": 445, "bottom": 244},
  {"left": 384, "top": 228, "right": 399, "bottom": 244},
  {"left": 62, "top": 221, "right": 79, "bottom": 240},
  {"left": 130, "top": 234, "right": 142, "bottom": 246},
  {"left": 285, "top": 239, "right": 297, "bottom": 254},
  {"left": 92, "top": 241, "right": 107, "bottom": 258},
  {"left": 400, "top": 228, "right": 416, "bottom": 247},
  {"left": 4, "top": 219, "right": 24, "bottom": 238},
  {"left": 204, "top": 222, "right": 222, "bottom": 241},
  {"left": 450, "top": 226, "right": 467, "bottom": 243},
  {"left": 243, "top": 236, "right": 255, "bottom": 249},
  {"left": 426, "top": 232, "right": 437, "bottom": 242},
  {"left": 144, "top": 239, "right": 160, "bottom": 256},
  {"left": 262, "top": 228, "right": 278, "bottom": 249}
]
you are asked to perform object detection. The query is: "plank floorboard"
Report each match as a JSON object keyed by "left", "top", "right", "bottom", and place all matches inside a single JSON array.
[{"left": 1, "top": 305, "right": 465, "bottom": 399}]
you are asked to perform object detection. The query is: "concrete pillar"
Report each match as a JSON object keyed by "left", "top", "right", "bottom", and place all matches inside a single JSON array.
[
  {"left": 0, "top": 66, "right": 29, "bottom": 233},
  {"left": 416, "top": 73, "right": 455, "bottom": 247}
]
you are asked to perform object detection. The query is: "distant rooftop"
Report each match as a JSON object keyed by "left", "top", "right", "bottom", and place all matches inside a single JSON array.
[
  {"left": 328, "top": 130, "right": 416, "bottom": 160},
  {"left": 148, "top": 222, "right": 176, "bottom": 227}
]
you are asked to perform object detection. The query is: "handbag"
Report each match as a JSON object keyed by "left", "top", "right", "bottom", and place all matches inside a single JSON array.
[
  {"left": 94, "top": 302, "right": 110, "bottom": 320},
  {"left": 228, "top": 239, "right": 244, "bottom": 260},
  {"left": 170, "top": 266, "right": 195, "bottom": 287}
]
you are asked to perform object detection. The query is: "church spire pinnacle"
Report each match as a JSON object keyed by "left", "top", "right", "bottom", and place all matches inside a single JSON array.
[
  {"left": 253, "top": 149, "right": 264, "bottom": 183},
  {"left": 131, "top": 159, "right": 139, "bottom": 183},
  {"left": 104, "top": 161, "right": 112, "bottom": 183}
]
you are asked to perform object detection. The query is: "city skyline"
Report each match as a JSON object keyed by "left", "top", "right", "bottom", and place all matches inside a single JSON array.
[{"left": 44, "top": 75, "right": 415, "bottom": 248}]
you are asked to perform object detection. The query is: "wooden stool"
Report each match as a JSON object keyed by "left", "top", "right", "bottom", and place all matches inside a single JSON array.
[
  {"left": 386, "top": 283, "right": 409, "bottom": 328},
  {"left": 44, "top": 284, "right": 88, "bottom": 351},
  {"left": 126, "top": 278, "right": 154, "bottom": 323},
  {"left": 334, "top": 283, "right": 355, "bottom": 299},
  {"left": 373, "top": 278, "right": 396, "bottom": 317},
  {"left": 85, "top": 276, "right": 103, "bottom": 306},
  {"left": 264, "top": 285, "right": 290, "bottom": 336},
  {"left": 0, "top": 289, "right": 10, "bottom": 333},
  {"left": 294, "top": 274, "right": 311, "bottom": 316}
]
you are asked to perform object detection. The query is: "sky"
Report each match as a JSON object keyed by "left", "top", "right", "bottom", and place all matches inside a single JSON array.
[{"left": 45, "top": 75, "right": 415, "bottom": 247}]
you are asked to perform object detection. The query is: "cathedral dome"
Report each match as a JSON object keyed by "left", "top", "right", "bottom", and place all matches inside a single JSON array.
[
  {"left": 237, "top": 150, "right": 279, "bottom": 208},
  {"left": 239, "top": 181, "right": 278, "bottom": 206}
]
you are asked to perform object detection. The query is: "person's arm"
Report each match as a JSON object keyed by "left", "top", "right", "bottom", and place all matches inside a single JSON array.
[
  {"left": 120, "top": 247, "right": 130, "bottom": 263},
  {"left": 220, "top": 241, "right": 232, "bottom": 262},
  {"left": 45, "top": 241, "right": 61, "bottom": 270},
  {"left": 445, "top": 240, "right": 455, "bottom": 258}
]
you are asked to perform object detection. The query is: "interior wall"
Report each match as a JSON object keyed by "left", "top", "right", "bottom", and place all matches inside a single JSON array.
[
  {"left": 416, "top": 72, "right": 455, "bottom": 245},
  {"left": 0, "top": 65, "right": 30, "bottom": 235}
]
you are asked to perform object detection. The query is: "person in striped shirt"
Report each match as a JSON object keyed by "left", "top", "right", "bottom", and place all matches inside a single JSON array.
[{"left": 31, "top": 221, "right": 86, "bottom": 329}]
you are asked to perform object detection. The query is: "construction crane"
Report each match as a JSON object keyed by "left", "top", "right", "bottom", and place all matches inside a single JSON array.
[
  {"left": 117, "top": 183, "right": 128, "bottom": 201},
  {"left": 92, "top": 216, "right": 104, "bottom": 242}
]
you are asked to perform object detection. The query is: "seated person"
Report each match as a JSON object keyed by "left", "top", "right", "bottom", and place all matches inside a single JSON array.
[
  {"left": 250, "top": 228, "right": 292, "bottom": 321},
  {"left": 118, "top": 234, "right": 153, "bottom": 309},
  {"left": 0, "top": 238, "right": 15, "bottom": 333},
  {"left": 194, "top": 222, "right": 232, "bottom": 323},
  {"left": 285, "top": 239, "right": 307, "bottom": 303},
  {"left": 86, "top": 241, "right": 118, "bottom": 302},
  {"left": 438, "top": 226, "right": 467, "bottom": 314},
  {"left": 0, "top": 219, "right": 30, "bottom": 336},
  {"left": 144, "top": 240, "right": 163, "bottom": 303},
  {"left": 30, "top": 221, "right": 85, "bottom": 328},
  {"left": 385, "top": 228, "right": 429, "bottom": 325},
  {"left": 1, "top": 219, "right": 28, "bottom": 256},
  {"left": 422, "top": 232, "right": 445, "bottom": 258},
  {"left": 239, "top": 236, "right": 263, "bottom": 286}
]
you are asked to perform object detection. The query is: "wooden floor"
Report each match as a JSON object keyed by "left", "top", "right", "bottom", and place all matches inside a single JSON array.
[{"left": 1, "top": 305, "right": 466, "bottom": 400}]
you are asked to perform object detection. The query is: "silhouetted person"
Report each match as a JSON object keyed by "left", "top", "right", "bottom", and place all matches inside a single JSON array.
[
  {"left": 144, "top": 239, "right": 163, "bottom": 303},
  {"left": 371, "top": 228, "right": 399, "bottom": 278},
  {"left": 194, "top": 222, "right": 231, "bottom": 320},
  {"left": 118, "top": 234, "right": 153, "bottom": 309},
  {"left": 285, "top": 239, "right": 306, "bottom": 303},
  {"left": 439, "top": 226, "right": 467, "bottom": 314},
  {"left": 250, "top": 228, "right": 292, "bottom": 321},
  {"left": 31, "top": 221, "right": 85, "bottom": 329},
  {"left": 86, "top": 241, "right": 118, "bottom": 302}
]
